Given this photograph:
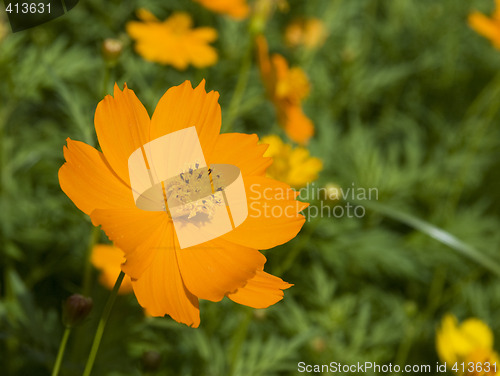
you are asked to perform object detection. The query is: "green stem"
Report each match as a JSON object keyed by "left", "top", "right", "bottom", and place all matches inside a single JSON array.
[
  {"left": 394, "top": 322, "right": 415, "bottom": 367},
  {"left": 464, "top": 71, "right": 500, "bottom": 119},
  {"left": 355, "top": 199, "right": 500, "bottom": 278},
  {"left": 223, "top": 38, "right": 254, "bottom": 133},
  {"left": 229, "top": 308, "right": 253, "bottom": 376},
  {"left": 51, "top": 327, "right": 71, "bottom": 376},
  {"left": 82, "top": 271, "right": 125, "bottom": 376}
]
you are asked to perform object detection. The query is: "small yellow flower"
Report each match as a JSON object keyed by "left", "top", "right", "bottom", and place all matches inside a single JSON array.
[
  {"left": 193, "top": 0, "right": 250, "bottom": 20},
  {"left": 261, "top": 135, "right": 322, "bottom": 188},
  {"left": 436, "top": 314, "right": 499, "bottom": 375},
  {"left": 284, "top": 18, "right": 327, "bottom": 49},
  {"left": 91, "top": 244, "right": 133, "bottom": 295},
  {"left": 469, "top": 0, "right": 500, "bottom": 49},
  {"left": 126, "top": 10, "right": 218, "bottom": 69}
]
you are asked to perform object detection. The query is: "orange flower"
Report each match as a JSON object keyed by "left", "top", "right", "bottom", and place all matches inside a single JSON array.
[
  {"left": 126, "top": 10, "right": 218, "bottom": 69},
  {"left": 256, "top": 35, "right": 314, "bottom": 145},
  {"left": 91, "top": 244, "right": 133, "bottom": 294},
  {"left": 59, "top": 80, "right": 307, "bottom": 327},
  {"left": 284, "top": 18, "right": 327, "bottom": 49},
  {"left": 469, "top": 0, "right": 500, "bottom": 49},
  {"left": 193, "top": 0, "right": 250, "bottom": 20}
]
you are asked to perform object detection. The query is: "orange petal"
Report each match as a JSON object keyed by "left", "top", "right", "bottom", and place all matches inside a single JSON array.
[
  {"left": 90, "top": 209, "right": 170, "bottom": 280},
  {"left": 177, "top": 237, "right": 266, "bottom": 302},
  {"left": 194, "top": 0, "right": 250, "bottom": 19},
  {"left": 58, "top": 138, "right": 134, "bottom": 215},
  {"left": 208, "top": 133, "right": 272, "bottom": 177},
  {"left": 150, "top": 80, "right": 221, "bottom": 158},
  {"left": 164, "top": 12, "right": 193, "bottom": 31},
  {"left": 494, "top": 0, "right": 500, "bottom": 22},
  {"left": 271, "top": 54, "right": 290, "bottom": 86},
  {"left": 221, "top": 176, "right": 308, "bottom": 249},
  {"left": 183, "top": 37, "right": 219, "bottom": 68},
  {"left": 127, "top": 27, "right": 190, "bottom": 69},
  {"left": 126, "top": 23, "right": 168, "bottom": 61},
  {"left": 225, "top": 3, "right": 250, "bottom": 20},
  {"left": 227, "top": 270, "right": 292, "bottom": 308},
  {"left": 94, "top": 83, "right": 151, "bottom": 185},
  {"left": 282, "top": 104, "right": 314, "bottom": 145},
  {"left": 190, "top": 27, "right": 218, "bottom": 42},
  {"left": 91, "top": 244, "right": 133, "bottom": 294},
  {"left": 131, "top": 237, "right": 200, "bottom": 327},
  {"left": 468, "top": 12, "right": 500, "bottom": 48},
  {"left": 136, "top": 8, "right": 159, "bottom": 22}
]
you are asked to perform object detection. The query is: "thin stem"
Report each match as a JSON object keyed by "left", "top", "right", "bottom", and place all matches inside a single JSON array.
[
  {"left": 223, "top": 38, "right": 254, "bottom": 133},
  {"left": 229, "top": 308, "right": 253, "bottom": 376},
  {"left": 69, "top": 226, "right": 100, "bottom": 372},
  {"left": 51, "top": 327, "right": 72, "bottom": 376},
  {"left": 82, "top": 271, "right": 125, "bottom": 376}
]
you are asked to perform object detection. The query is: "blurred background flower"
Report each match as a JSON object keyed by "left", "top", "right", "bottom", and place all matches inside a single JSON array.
[
  {"left": 91, "top": 244, "right": 133, "bottom": 295},
  {"left": 126, "top": 9, "right": 218, "bottom": 69},
  {"left": 261, "top": 134, "right": 322, "bottom": 187},
  {"left": 469, "top": 0, "right": 500, "bottom": 48},
  {"left": 256, "top": 35, "right": 314, "bottom": 144},
  {"left": 284, "top": 18, "right": 327, "bottom": 49},
  {"left": 437, "top": 314, "right": 499, "bottom": 374},
  {"left": 193, "top": 0, "right": 250, "bottom": 20}
]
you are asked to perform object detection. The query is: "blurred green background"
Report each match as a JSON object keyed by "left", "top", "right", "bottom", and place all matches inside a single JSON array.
[{"left": 1, "top": 0, "right": 500, "bottom": 375}]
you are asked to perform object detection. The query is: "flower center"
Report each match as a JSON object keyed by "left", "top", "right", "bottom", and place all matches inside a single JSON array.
[{"left": 164, "top": 161, "right": 225, "bottom": 220}]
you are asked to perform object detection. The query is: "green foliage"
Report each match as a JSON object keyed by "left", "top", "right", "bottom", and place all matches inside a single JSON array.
[{"left": 1, "top": 0, "right": 500, "bottom": 375}]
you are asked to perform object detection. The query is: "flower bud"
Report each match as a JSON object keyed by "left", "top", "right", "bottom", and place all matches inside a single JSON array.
[
  {"left": 101, "top": 38, "right": 123, "bottom": 65},
  {"left": 253, "top": 308, "right": 267, "bottom": 321},
  {"left": 323, "top": 183, "right": 342, "bottom": 201},
  {"left": 141, "top": 350, "right": 162, "bottom": 372},
  {"left": 63, "top": 294, "right": 93, "bottom": 328},
  {"left": 309, "top": 336, "right": 326, "bottom": 353}
]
